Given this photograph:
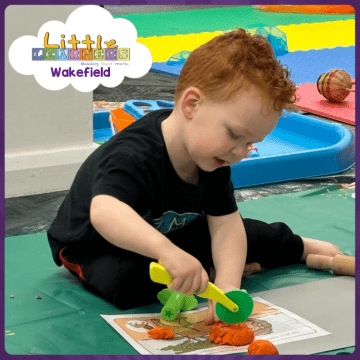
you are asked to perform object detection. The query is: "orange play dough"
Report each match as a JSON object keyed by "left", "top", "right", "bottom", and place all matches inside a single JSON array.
[
  {"left": 247, "top": 339, "right": 279, "bottom": 355},
  {"left": 147, "top": 327, "right": 174, "bottom": 339},
  {"left": 209, "top": 321, "right": 255, "bottom": 346}
]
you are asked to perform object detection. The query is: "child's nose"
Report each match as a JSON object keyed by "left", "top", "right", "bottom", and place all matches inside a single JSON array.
[{"left": 230, "top": 145, "right": 249, "bottom": 161}]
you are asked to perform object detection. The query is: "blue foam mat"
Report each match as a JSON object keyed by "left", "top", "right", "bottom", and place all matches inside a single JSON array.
[
  {"left": 151, "top": 46, "right": 355, "bottom": 85},
  {"left": 279, "top": 47, "right": 355, "bottom": 85}
]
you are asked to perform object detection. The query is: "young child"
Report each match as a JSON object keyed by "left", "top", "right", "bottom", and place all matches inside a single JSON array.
[{"left": 47, "top": 28, "right": 342, "bottom": 324}]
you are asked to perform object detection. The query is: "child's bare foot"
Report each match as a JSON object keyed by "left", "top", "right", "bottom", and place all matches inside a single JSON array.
[{"left": 300, "top": 238, "right": 343, "bottom": 261}]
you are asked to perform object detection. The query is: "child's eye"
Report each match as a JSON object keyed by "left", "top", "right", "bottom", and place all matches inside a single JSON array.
[{"left": 228, "top": 128, "right": 239, "bottom": 139}]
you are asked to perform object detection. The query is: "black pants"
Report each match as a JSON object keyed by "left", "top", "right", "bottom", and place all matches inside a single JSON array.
[{"left": 61, "top": 217, "right": 304, "bottom": 310}]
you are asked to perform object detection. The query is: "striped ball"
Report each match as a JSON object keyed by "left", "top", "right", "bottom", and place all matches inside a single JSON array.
[{"left": 317, "top": 69, "right": 352, "bottom": 102}]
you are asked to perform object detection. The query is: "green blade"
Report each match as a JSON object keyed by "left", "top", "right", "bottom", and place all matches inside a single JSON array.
[
  {"left": 216, "top": 290, "right": 254, "bottom": 324},
  {"left": 157, "top": 289, "right": 173, "bottom": 306},
  {"left": 161, "top": 306, "right": 180, "bottom": 321},
  {"left": 182, "top": 295, "right": 198, "bottom": 311}
]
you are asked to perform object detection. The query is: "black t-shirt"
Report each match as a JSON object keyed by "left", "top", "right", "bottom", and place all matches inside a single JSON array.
[{"left": 47, "top": 109, "right": 238, "bottom": 265}]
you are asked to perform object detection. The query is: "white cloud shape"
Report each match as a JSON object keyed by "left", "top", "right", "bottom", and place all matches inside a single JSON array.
[{"left": 8, "top": 5, "right": 152, "bottom": 92}]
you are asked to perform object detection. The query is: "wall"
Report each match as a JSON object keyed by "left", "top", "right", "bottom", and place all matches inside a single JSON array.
[{"left": 5, "top": 5, "right": 98, "bottom": 198}]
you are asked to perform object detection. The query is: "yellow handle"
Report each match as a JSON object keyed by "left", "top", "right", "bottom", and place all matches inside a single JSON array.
[
  {"left": 149, "top": 262, "right": 239, "bottom": 313},
  {"left": 149, "top": 262, "right": 173, "bottom": 285},
  {"left": 197, "top": 282, "right": 239, "bottom": 313}
]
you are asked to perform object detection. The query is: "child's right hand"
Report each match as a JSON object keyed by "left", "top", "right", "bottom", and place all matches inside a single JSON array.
[{"left": 158, "top": 249, "right": 209, "bottom": 296}]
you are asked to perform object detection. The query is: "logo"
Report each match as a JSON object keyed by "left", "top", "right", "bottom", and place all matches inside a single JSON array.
[
  {"left": 32, "top": 33, "right": 131, "bottom": 64},
  {"left": 144, "top": 210, "right": 201, "bottom": 234},
  {"left": 8, "top": 5, "right": 152, "bottom": 92}
]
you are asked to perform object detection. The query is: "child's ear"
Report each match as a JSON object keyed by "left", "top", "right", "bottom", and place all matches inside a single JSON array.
[{"left": 181, "top": 87, "right": 202, "bottom": 119}]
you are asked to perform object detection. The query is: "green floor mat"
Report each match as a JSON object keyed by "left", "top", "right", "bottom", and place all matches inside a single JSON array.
[
  {"left": 5, "top": 186, "right": 355, "bottom": 355},
  {"left": 116, "top": 6, "right": 355, "bottom": 37}
]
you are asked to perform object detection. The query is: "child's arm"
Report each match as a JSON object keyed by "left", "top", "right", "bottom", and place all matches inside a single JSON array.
[
  {"left": 90, "top": 195, "right": 209, "bottom": 295},
  {"left": 207, "top": 211, "right": 247, "bottom": 289},
  {"left": 91, "top": 194, "right": 171, "bottom": 260}
]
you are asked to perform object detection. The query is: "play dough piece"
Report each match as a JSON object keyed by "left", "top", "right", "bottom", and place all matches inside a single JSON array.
[
  {"left": 147, "top": 327, "right": 174, "bottom": 339},
  {"left": 247, "top": 339, "right": 279, "bottom": 355},
  {"left": 209, "top": 321, "right": 255, "bottom": 346}
]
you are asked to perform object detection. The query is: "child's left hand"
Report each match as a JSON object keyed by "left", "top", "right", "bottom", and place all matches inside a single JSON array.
[{"left": 205, "top": 283, "right": 240, "bottom": 325}]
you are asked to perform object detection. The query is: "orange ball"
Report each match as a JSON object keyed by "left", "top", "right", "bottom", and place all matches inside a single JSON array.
[
  {"left": 247, "top": 339, "right": 279, "bottom": 355},
  {"left": 317, "top": 69, "right": 353, "bottom": 102}
]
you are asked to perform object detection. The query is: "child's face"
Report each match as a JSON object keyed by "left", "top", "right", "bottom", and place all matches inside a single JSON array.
[{"left": 183, "top": 85, "right": 281, "bottom": 172}]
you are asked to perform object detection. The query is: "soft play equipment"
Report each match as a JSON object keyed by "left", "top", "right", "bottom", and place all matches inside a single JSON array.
[
  {"left": 120, "top": 100, "right": 355, "bottom": 189},
  {"left": 118, "top": 6, "right": 354, "bottom": 39},
  {"left": 93, "top": 106, "right": 136, "bottom": 143},
  {"left": 138, "top": 5, "right": 354, "bottom": 89},
  {"left": 109, "top": 108, "right": 136, "bottom": 134},
  {"left": 296, "top": 82, "right": 355, "bottom": 125},
  {"left": 123, "top": 99, "right": 175, "bottom": 119},
  {"left": 167, "top": 50, "right": 191, "bottom": 66},
  {"left": 93, "top": 100, "right": 174, "bottom": 144},
  {"left": 151, "top": 46, "right": 355, "bottom": 86},
  {"left": 255, "top": 5, "right": 355, "bottom": 14},
  {"left": 139, "top": 19, "right": 354, "bottom": 65},
  {"left": 93, "top": 110, "right": 113, "bottom": 144},
  {"left": 255, "top": 26, "right": 288, "bottom": 56},
  {"left": 278, "top": 47, "right": 354, "bottom": 86},
  {"left": 165, "top": 27, "right": 288, "bottom": 63}
]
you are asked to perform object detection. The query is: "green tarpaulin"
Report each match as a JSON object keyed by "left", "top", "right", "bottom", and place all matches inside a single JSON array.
[{"left": 5, "top": 186, "right": 355, "bottom": 355}]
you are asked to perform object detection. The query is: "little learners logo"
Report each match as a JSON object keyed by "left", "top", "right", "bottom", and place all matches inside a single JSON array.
[
  {"left": 33, "top": 33, "right": 131, "bottom": 78},
  {"left": 9, "top": 5, "right": 152, "bottom": 92}
]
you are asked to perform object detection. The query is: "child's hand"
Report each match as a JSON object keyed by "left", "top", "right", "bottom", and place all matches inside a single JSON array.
[
  {"left": 205, "top": 283, "right": 240, "bottom": 325},
  {"left": 158, "top": 249, "right": 209, "bottom": 296}
]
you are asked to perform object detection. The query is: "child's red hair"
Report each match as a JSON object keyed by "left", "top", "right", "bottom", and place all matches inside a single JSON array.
[{"left": 175, "top": 28, "right": 297, "bottom": 111}]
